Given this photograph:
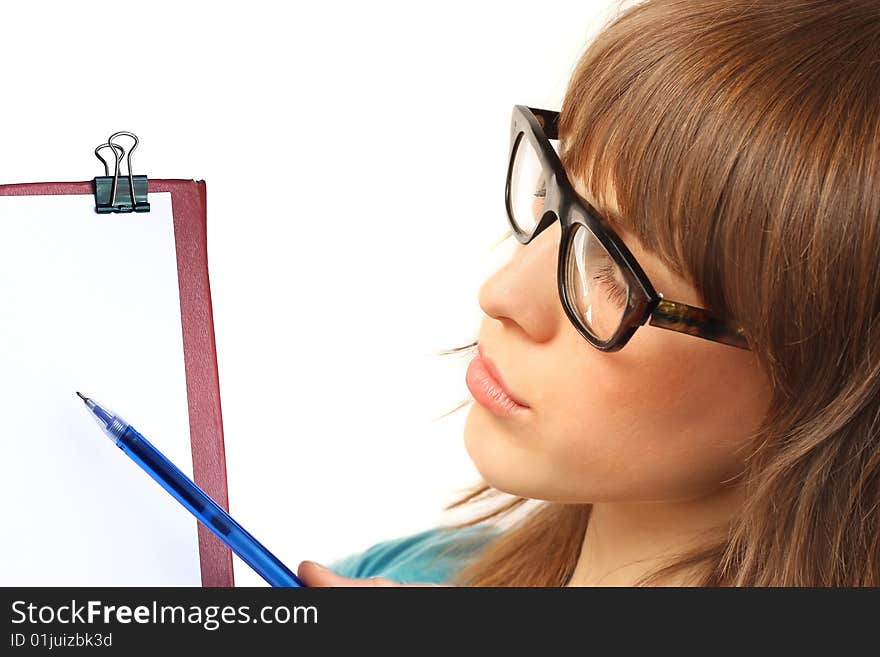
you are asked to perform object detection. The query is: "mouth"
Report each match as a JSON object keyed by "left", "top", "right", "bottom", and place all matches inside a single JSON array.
[{"left": 465, "top": 345, "right": 530, "bottom": 417}]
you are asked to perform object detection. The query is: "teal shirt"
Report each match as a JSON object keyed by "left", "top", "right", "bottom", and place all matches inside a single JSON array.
[{"left": 329, "top": 524, "right": 501, "bottom": 585}]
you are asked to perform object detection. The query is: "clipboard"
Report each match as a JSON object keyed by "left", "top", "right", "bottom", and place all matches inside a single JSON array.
[{"left": 0, "top": 133, "right": 234, "bottom": 586}]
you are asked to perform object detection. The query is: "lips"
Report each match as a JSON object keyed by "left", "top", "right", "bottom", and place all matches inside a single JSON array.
[{"left": 477, "top": 344, "right": 529, "bottom": 408}]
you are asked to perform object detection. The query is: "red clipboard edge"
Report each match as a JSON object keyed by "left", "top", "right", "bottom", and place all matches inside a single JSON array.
[{"left": 0, "top": 179, "right": 235, "bottom": 587}]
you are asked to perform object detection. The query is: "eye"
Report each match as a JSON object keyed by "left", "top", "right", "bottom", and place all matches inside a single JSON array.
[
  {"left": 530, "top": 179, "right": 547, "bottom": 224},
  {"left": 592, "top": 262, "right": 628, "bottom": 308}
]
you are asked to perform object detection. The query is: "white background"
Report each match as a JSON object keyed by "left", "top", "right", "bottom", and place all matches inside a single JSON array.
[{"left": 0, "top": 0, "right": 619, "bottom": 586}]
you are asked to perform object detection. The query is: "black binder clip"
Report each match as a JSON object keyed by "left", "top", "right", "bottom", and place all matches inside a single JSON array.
[{"left": 93, "top": 131, "right": 150, "bottom": 213}]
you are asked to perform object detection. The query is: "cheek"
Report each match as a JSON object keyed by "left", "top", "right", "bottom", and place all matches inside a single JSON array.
[{"left": 529, "top": 331, "right": 771, "bottom": 502}]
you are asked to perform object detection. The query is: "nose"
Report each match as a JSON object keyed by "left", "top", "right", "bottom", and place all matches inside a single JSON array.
[{"left": 477, "top": 218, "right": 563, "bottom": 343}]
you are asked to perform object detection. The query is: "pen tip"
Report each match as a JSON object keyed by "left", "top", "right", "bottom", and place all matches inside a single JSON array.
[{"left": 75, "top": 391, "right": 87, "bottom": 402}]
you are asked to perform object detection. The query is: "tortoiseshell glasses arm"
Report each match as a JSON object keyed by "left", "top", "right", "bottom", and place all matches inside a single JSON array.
[{"left": 648, "top": 298, "right": 750, "bottom": 350}]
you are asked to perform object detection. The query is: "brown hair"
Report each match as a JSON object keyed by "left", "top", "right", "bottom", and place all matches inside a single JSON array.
[{"left": 441, "top": 0, "right": 880, "bottom": 586}]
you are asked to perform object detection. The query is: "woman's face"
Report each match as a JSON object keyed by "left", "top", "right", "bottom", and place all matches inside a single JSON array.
[{"left": 463, "top": 182, "right": 773, "bottom": 504}]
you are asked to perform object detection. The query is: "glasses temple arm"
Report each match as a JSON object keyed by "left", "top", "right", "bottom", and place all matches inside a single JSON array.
[{"left": 648, "top": 298, "right": 750, "bottom": 350}]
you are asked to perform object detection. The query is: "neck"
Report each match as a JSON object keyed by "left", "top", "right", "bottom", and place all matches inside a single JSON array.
[{"left": 566, "top": 484, "right": 743, "bottom": 587}]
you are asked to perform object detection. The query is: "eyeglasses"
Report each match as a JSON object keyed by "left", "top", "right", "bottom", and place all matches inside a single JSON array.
[{"left": 505, "top": 105, "right": 750, "bottom": 352}]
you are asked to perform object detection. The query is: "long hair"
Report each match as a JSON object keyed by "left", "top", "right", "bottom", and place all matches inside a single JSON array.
[{"left": 440, "top": 0, "right": 880, "bottom": 586}]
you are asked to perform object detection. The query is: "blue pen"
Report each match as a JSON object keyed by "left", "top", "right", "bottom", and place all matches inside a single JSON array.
[{"left": 76, "top": 392, "right": 306, "bottom": 587}]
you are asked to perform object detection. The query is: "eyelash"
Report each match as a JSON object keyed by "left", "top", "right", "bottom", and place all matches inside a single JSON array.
[{"left": 592, "top": 263, "right": 628, "bottom": 307}]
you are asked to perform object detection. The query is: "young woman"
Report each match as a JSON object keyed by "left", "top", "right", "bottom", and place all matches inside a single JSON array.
[{"left": 297, "top": 0, "right": 880, "bottom": 586}]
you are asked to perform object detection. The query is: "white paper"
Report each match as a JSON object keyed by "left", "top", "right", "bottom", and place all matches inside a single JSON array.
[{"left": 0, "top": 191, "right": 202, "bottom": 585}]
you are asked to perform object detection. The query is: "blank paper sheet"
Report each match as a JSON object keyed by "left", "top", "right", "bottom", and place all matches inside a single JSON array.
[{"left": 0, "top": 191, "right": 201, "bottom": 585}]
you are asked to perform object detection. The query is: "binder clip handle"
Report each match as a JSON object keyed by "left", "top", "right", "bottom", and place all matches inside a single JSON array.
[
  {"left": 94, "top": 142, "right": 124, "bottom": 177},
  {"left": 93, "top": 131, "right": 150, "bottom": 214}
]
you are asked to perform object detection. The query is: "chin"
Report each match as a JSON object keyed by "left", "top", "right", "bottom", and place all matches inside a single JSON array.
[
  {"left": 462, "top": 403, "right": 545, "bottom": 499},
  {"left": 464, "top": 404, "right": 513, "bottom": 488}
]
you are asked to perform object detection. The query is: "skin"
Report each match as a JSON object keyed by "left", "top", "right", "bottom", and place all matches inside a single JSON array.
[
  {"left": 299, "top": 180, "right": 773, "bottom": 587},
  {"left": 297, "top": 561, "right": 445, "bottom": 587}
]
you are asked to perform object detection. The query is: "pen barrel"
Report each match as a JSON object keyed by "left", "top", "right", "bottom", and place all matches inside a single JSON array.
[{"left": 117, "top": 425, "right": 305, "bottom": 587}]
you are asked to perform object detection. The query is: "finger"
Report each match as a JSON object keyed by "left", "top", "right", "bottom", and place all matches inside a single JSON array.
[
  {"left": 297, "top": 561, "right": 404, "bottom": 587},
  {"left": 296, "top": 561, "right": 448, "bottom": 587},
  {"left": 297, "top": 561, "right": 368, "bottom": 587}
]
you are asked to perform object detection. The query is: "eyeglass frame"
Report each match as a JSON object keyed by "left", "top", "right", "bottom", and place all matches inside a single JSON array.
[{"left": 505, "top": 104, "right": 750, "bottom": 352}]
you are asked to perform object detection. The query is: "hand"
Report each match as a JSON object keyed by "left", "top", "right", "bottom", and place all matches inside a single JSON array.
[{"left": 296, "top": 561, "right": 448, "bottom": 587}]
